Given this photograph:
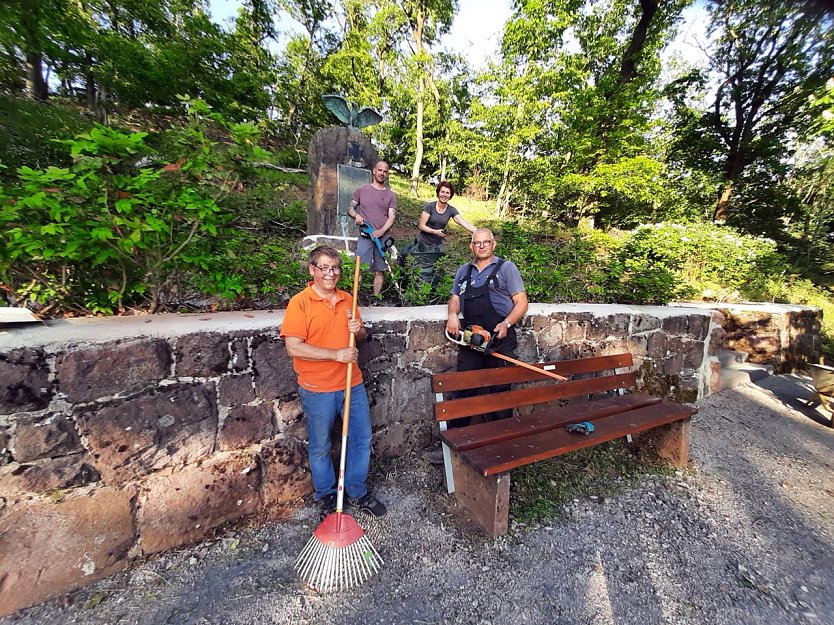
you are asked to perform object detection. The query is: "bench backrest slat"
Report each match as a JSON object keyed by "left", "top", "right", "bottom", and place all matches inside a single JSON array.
[
  {"left": 434, "top": 371, "right": 636, "bottom": 422},
  {"left": 432, "top": 353, "right": 633, "bottom": 393}
]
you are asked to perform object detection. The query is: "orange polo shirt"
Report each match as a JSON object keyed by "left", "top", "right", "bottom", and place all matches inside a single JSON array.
[{"left": 280, "top": 283, "right": 363, "bottom": 392}]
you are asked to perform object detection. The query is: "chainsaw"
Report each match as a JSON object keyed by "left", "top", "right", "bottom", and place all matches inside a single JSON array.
[{"left": 445, "top": 325, "right": 568, "bottom": 382}]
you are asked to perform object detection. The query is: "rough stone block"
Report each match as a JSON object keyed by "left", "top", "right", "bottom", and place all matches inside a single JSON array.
[
  {"left": 373, "top": 421, "right": 432, "bottom": 457},
  {"left": 536, "top": 320, "right": 565, "bottom": 351},
  {"left": 0, "top": 486, "right": 135, "bottom": 617},
  {"left": 276, "top": 397, "right": 304, "bottom": 434},
  {"left": 627, "top": 334, "right": 648, "bottom": 357},
  {"left": 390, "top": 371, "right": 433, "bottom": 426},
  {"left": 0, "top": 427, "right": 10, "bottom": 466},
  {"left": 56, "top": 339, "right": 171, "bottom": 403},
  {"left": 631, "top": 315, "right": 661, "bottom": 333},
  {"left": 175, "top": 333, "right": 230, "bottom": 377},
  {"left": 687, "top": 314, "right": 710, "bottom": 340},
  {"left": 531, "top": 313, "right": 565, "bottom": 332},
  {"left": 709, "top": 359, "right": 721, "bottom": 395},
  {"left": 219, "top": 403, "right": 274, "bottom": 451},
  {"left": 252, "top": 335, "right": 296, "bottom": 400},
  {"left": 381, "top": 335, "right": 407, "bottom": 354},
  {"left": 420, "top": 346, "right": 457, "bottom": 373},
  {"left": 660, "top": 315, "right": 690, "bottom": 335},
  {"left": 539, "top": 344, "right": 582, "bottom": 362},
  {"left": 564, "top": 320, "right": 587, "bottom": 342},
  {"left": 76, "top": 383, "right": 217, "bottom": 484},
  {"left": 515, "top": 332, "right": 538, "bottom": 362},
  {"left": 13, "top": 414, "right": 83, "bottom": 462},
  {"left": 358, "top": 337, "right": 384, "bottom": 367},
  {"left": 259, "top": 438, "right": 312, "bottom": 514},
  {"left": 218, "top": 374, "right": 256, "bottom": 407},
  {"left": 137, "top": 453, "right": 261, "bottom": 555},
  {"left": 683, "top": 341, "right": 706, "bottom": 369},
  {"left": 708, "top": 324, "right": 727, "bottom": 357},
  {"left": 646, "top": 331, "right": 669, "bottom": 359},
  {"left": 0, "top": 453, "right": 100, "bottom": 499},
  {"left": 363, "top": 353, "right": 398, "bottom": 374},
  {"left": 408, "top": 321, "right": 446, "bottom": 351},
  {"left": 230, "top": 338, "right": 249, "bottom": 372},
  {"left": 586, "top": 314, "right": 630, "bottom": 341},
  {"left": 0, "top": 348, "right": 51, "bottom": 415},
  {"left": 368, "top": 319, "right": 408, "bottom": 335}
]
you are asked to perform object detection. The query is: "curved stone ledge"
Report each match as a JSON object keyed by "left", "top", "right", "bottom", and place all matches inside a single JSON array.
[{"left": 0, "top": 302, "right": 820, "bottom": 616}]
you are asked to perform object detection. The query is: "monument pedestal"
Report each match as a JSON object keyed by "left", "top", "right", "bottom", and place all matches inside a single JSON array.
[{"left": 307, "top": 127, "right": 378, "bottom": 237}]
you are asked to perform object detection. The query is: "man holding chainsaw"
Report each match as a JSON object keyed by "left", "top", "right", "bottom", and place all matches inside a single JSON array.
[
  {"left": 446, "top": 227, "right": 529, "bottom": 423},
  {"left": 346, "top": 160, "right": 397, "bottom": 298}
]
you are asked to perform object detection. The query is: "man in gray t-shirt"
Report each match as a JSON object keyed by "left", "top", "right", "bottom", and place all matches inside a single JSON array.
[{"left": 347, "top": 161, "right": 397, "bottom": 297}]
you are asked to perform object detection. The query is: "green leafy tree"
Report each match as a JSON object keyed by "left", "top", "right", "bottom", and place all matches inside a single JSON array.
[{"left": 699, "top": 0, "right": 834, "bottom": 225}]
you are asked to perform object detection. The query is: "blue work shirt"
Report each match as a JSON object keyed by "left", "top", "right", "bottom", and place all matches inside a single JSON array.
[{"left": 450, "top": 256, "right": 526, "bottom": 319}]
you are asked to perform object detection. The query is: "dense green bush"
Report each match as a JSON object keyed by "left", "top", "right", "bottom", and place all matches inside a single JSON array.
[
  {"left": 0, "top": 100, "right": 287, "bottom": 314},
  {"left": 606, "top": 222, "right": 790, "bottom": 303}
]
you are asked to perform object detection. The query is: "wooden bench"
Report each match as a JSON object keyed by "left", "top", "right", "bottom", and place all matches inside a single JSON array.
[{"left": 431, "top": 353, "right": 697, "bottom": 536}]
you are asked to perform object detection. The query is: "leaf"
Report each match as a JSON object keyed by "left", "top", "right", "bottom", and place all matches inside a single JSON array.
[
  {"left": 84, "top": 593, "right": 106, "bottom": 610},
  {"left": 163, "top": 159, "right": 186, "bottom": 172}
]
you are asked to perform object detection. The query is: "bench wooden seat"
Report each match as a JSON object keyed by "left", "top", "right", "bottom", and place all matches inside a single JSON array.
[{"left": 431, "top": 353, "right": 697, "bottom": 536}]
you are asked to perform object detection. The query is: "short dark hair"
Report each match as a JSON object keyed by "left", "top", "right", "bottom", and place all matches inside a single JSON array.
[
  {"left": 436, "top": 180, "right": 455, "bottom": 199},
  {"left": 307, "top": 246, "right": 342, "bottom": 267}
]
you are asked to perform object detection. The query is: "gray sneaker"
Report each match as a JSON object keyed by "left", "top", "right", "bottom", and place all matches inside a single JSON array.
[{"left": 347, "top": 492, "right": 387, "bottom": 517}]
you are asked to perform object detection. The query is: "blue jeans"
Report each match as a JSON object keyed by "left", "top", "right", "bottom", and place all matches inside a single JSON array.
[{"left": 298, "top": 383, "right": 372, "bottom": 502}]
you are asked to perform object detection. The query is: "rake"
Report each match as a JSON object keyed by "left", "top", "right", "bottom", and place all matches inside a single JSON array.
[{"left": 295, "top": 253, "right": 383, "bottom": 591}]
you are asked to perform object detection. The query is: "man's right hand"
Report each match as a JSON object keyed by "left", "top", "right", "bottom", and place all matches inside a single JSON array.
[
  {"left": 354, "top": 214, "right": 365, "bottom": 226},
  {"left": 334, "top": 347, "right": 359, "bottom": 363},
  {"left": 446, "top": 316, "right": 461, "bottom": 337}
]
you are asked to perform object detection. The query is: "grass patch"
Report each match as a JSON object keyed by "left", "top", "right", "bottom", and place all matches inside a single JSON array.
[{"left": 509, "top": 439, "right": 673, "bottom": 525}]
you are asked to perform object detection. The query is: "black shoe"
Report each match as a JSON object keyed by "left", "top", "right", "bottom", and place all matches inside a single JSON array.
[
  {"left": 347, "top": 492, "right": 387, "bottom": 517},
  {"left": 318, "top": 493, "right": 337, "bottom": 519}
]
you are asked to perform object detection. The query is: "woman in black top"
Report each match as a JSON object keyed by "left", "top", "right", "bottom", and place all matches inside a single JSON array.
[{"left": 417, "top": 181, "right": 476, "bottom": 252}]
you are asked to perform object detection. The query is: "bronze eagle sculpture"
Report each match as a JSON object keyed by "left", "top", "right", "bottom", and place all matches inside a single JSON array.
[{"left": 322, "top": 94, "right": 383, "bottom": 130}]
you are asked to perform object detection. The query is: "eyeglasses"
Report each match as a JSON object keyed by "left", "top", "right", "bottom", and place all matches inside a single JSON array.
[
  {"left": 471, "top": 240, "right": 494, "bottom": 248},
  {"left": 312, "top": 264, "right": 341, "bottom": 275}
]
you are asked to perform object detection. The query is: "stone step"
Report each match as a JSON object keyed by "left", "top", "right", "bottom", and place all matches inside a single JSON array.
[
  {"left": 718, "top": 349, "right": 750, "bottom": 367},
  {"left": 719, "top": 359, "right": 773, "bottom": 392}
]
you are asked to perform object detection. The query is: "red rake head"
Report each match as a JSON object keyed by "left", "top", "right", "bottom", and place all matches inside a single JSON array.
[{"left": 313, "top": 511, "right": 366, "bottom": 547}]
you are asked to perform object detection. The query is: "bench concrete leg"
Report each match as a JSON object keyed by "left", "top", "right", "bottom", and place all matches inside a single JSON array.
[
  {"left": 450, "top": 452, "right": 510, "bottom": 537},
  {"left": 652, "top": 417, "right": 691, "bottom": 467}
]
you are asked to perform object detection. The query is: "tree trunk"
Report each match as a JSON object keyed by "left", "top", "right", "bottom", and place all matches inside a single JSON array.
[
  {"left": 95, "top": 82, "right": 109, "bottom": 124},
  {"left": 409, "top": 5, "right": 426, "bottom": 196},
  {"left": 713, "top": 182, "right": 734, "bottom": 222},
  {"left": 25, "top": 51, "right": 48, "bottom": 100},
  {"left": 84, "top": 52, "right": 96, "bottom": 110},
  {"left": 410, "top": 75, "right": 425, "bottom": 195},
  {"left": 20, "top": 0, "right": 48, "bottom": 100}
]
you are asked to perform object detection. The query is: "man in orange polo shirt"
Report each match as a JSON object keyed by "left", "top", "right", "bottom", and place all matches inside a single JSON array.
[{"left": 281, "top": 246, "right": 387, "bottom": 519}]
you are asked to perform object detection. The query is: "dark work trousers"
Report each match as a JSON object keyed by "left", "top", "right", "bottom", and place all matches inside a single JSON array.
[{"left": 451, "top": 339, "right": 518, "bottom": 427}]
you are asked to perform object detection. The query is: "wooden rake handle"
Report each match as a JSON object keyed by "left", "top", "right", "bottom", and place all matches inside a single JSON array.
[{"left": 341, "top": 253, "right": 362, "bottom": 437}]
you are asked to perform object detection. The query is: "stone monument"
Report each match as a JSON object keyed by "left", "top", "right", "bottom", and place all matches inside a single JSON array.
[{"left": 306, "top": 95, "right": 383, "bottom": 238}]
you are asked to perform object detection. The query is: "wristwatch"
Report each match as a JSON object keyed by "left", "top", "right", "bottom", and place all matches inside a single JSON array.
[{"left": 503, "top": 318, "right": 513, "bottom": 328}]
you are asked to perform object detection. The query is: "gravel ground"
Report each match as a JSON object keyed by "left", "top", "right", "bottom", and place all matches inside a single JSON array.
[{"left": 4, "top": 374, "right": 833, "bottom": 625}]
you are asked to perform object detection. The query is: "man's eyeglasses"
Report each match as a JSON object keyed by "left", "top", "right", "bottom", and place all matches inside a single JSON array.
[
  {"left": 312, "top": 264, "right": 341, "bottom": 275},
  {"left": 472, "top": 240, "right": 494, "bottom": 248}
]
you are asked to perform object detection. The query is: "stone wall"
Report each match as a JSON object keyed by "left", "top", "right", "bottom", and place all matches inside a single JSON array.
[
  {"left": 0, "top": 303, "right": 722, "bottom": 615},
  {"left": 670, "top": 302, "right": 822, "bottom": 372}
]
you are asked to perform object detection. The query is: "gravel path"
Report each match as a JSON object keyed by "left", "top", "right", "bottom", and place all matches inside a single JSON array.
[{"left": 4, "top": 374, "right": 833, "bottom": 625}]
